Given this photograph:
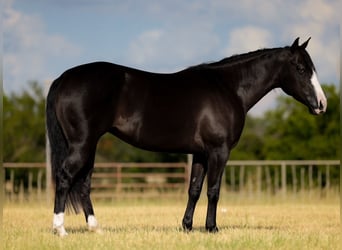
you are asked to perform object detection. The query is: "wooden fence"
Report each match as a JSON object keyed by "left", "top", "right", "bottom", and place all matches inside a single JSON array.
[
  {"left": 90, "top": 162, "right": 188, "bottom": 199},
  {"left": 3, "top": 160, "right": 340, "bottom": 201},
  {"left": 226, "top": 160, "right": 340, "bottom": 196}
]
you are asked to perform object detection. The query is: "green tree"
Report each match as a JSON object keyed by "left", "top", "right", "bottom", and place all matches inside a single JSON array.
[
  {"left": 262, "top": 84, "right": 339, "bottom": 160},
  {"left": 3, "top": 82, "right": 46, "bottom": 162}
]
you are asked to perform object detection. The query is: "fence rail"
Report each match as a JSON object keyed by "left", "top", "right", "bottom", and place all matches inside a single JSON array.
[{"left": 3, "top": 160, "right": 340, "bottom": 201}]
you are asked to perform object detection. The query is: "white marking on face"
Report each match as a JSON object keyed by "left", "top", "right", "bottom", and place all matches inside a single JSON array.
[{"left": 311, "top": 71, "right": 327, "bottom": 114}]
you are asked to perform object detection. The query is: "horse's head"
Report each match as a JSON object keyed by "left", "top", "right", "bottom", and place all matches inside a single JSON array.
[{"left": 279, "top": 37, "right": 327, "bottom": 115}]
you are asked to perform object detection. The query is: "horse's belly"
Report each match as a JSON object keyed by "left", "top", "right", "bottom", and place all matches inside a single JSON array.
[{"left": 113, "top": 115, "right": 200, "bottom": 153}]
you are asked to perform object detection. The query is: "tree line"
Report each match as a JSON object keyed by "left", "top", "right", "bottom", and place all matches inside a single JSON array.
[{"left": 3, "top": 82, "right": 339, "bottom": 163}]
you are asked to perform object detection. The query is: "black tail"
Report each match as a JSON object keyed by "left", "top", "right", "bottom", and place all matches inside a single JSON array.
[{"left": 46, "top": 78, "right": 82, "bottom": 213}]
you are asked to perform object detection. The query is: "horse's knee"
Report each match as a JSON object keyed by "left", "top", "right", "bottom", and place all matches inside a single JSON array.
[{"left": 189, "top": 187, "right": 202, "bottom": 202}]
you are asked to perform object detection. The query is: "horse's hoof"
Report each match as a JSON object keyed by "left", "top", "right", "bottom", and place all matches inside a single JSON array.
[
  {"left": 206, "top": 226, "right": 219, "bottom": 233},
  {"left": 182, "top": 221, "right": 193, "bottom": 232},
  {"left": 53, "top": 226, "right": 68, "bottom": 237}
]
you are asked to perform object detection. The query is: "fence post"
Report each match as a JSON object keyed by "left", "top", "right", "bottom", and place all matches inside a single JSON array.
[
  {"left": 281, "top": 162, "right": 286, "bottom": 197},
  {"left": 19, "top": 180, "right": 24, "bottom": 203},
  {"left": 256, "top": 166, "right": 262, "bottom": 196},
  {"left": 239, "top": 165, "right": 245, "bottom": 192},
  {"left": 247, "top": 170, "right": 252, "bottom": 197},
  {"left": 10, "top": 170, "right": 14, "bottom": 199},
  {"left": 300, "top": 167, "right": 305, "bottom": 194},
  {"left": 318, "top": 168, "right": 322, "bottom": 195},
  {"left": 274, "top": 167, "right": 279, "bottom": 194},
  {"left": 265, "top": 166, "right": 271, "bottom": 195},
  {"left": 291, "top": 165, "right": 297, "bottom": 192},
  {"left": 28, "top": 171, "right": 33, "bottom": 201},
  {"left": 187, "top": 154, "right": 192, "bottom": 180},
  {"left": 37, "top": 169, "right": 43, "bottom": 201},
  {"left": 325, "top": 165, "right": 330, "bottom": 197},
  {"left": 308, "top": 165, "right": 313, "bottom": 196},
  {"left": 230, "top": 165, "right": 235, "bottom": 191},
  {"left": 221, "top": 168, "right": 226, "bottom": 192},
  {"left": 116, "top": 164, "right": 122, "bottom": 197},
  {"left": 184, "top": 162, "right": 189, "bottom": 191}
]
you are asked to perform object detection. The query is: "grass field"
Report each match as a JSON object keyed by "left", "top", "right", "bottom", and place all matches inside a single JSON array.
[{"left": 3, "top": 193, "right": 340, "bottom": 250}]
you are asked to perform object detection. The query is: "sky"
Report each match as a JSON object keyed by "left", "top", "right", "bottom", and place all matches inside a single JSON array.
[{"left": 3, "top": 0, "right": 340, "bottom": 116}]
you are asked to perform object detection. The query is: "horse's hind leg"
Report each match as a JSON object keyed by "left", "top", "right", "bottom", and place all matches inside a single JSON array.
[
  {"left": 53, "top": 142, "right": 97, "bottom": 236},
  {"left": 53, "top": 146, "right": 82, "bottom": 236},
  {"left": 182, "top": 154, "right": 208, "bottom": 231},
  {"left": 79, "top": 165, "right": 102, "bottom": 233},
  {"left": 81, "top": 189, "right": 101, "bottom": 233}
]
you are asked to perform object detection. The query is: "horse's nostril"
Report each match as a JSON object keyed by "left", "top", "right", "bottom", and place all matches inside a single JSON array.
[{"left": 319, "top": 100, "right": 324, "bottom": 110}]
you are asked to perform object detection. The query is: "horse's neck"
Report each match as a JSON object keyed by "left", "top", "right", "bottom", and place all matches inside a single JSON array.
[{"left": 227, "top": 57, "right": 281, "bottom": 113}]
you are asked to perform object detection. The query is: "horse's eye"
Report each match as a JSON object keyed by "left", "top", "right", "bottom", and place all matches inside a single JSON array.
[{"left": 296, "top": 65, "right": 305, "bottom": 74}]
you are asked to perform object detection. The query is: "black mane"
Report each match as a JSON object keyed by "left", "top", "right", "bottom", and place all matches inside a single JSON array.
[{"left": 190, "top": 47, "right": 284, "bottom": 70}]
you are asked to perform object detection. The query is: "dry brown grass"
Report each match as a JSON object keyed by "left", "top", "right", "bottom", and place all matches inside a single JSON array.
[{"left": 3, "top": 193, "right": 340, "bottom": 250}]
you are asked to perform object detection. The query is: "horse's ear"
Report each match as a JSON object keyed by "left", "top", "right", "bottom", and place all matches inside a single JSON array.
[
  {"left": 291, "top": 37, "right": 300, "bottom": 51},
  {"left": 300, "top": 37, "right": 311, "bottom": 49}
]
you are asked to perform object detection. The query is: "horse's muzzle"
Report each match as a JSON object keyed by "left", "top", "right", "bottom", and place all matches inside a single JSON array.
[{"left": 311, "top": 99, "right": 327, "bottom": 115}]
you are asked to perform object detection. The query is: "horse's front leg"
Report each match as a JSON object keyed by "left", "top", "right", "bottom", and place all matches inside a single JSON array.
[
  {"left": 205, "top": 146, "right": 229, "bottom": 232},
  {"left": 182, "top": 154, "right": 207, "bottom": 231}
]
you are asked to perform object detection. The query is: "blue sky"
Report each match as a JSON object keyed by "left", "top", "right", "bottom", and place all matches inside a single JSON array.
[{"left": 3, "top": 0, "right": 340, "bottom": 116}]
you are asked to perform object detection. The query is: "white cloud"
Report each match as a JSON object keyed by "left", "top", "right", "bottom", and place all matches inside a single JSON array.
[
  {"left": 127, "top": 26, "right": 220, "bottom": 72},
  {"left": 3, "top": 1, "right": 82, "bottom": 93},
  {"left": 223, "top": 26, "right": 273, "bottom": 56},
  {"left": 299, "top": 0, "right": 337, "bottom": 23},
  {"left": 128, "top": 29, "right": 165, "bottom": 66}
]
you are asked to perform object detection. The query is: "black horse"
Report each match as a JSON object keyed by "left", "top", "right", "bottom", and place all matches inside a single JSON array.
[{"left": 46, "top": 38, "right": 327, "bottom": 236}]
